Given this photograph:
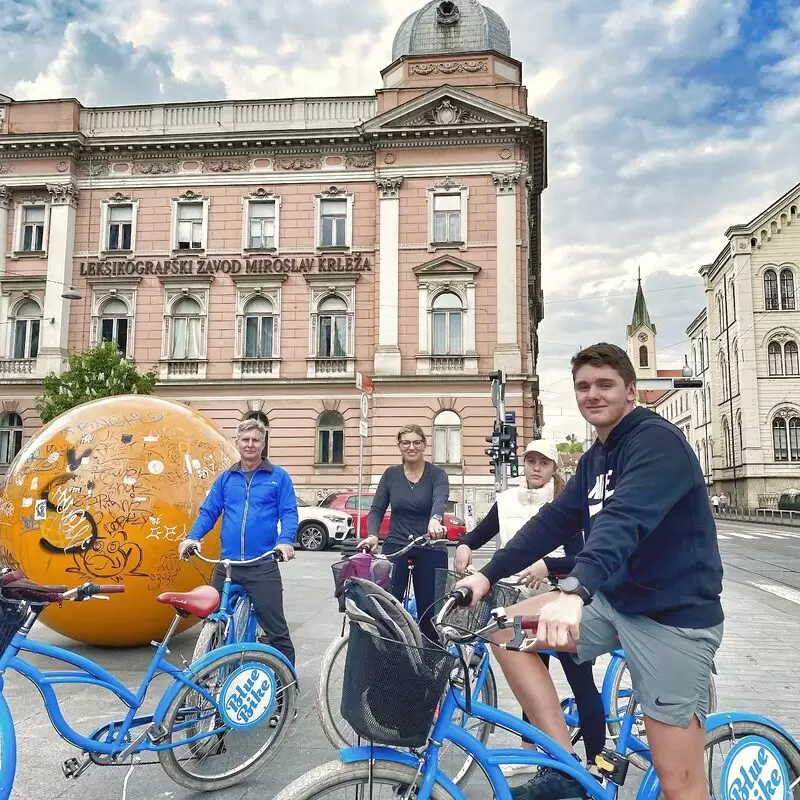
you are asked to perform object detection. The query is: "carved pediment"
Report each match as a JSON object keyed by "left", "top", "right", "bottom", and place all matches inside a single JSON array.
[
  {"left": 364, "top": 84, "right": 538, "bottom": 133},
  {"left": 413, "top": 255, "right": 482, "bottom": 280}
]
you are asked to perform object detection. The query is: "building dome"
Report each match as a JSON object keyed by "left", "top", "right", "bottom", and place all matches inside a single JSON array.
[{"left": 392, "top": 0, "right": 511, "bottom": 61}]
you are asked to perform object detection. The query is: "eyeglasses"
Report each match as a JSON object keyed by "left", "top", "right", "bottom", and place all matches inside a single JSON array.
[{"left": 399, "top": 440, "right": 425, "bottom": 449}]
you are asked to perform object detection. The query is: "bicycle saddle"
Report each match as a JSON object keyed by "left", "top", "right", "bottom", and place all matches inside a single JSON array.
[{"left": 156, "top": 585, "right": 220, "bottom": 618}]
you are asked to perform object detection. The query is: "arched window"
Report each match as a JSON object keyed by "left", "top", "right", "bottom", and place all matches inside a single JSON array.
[
  {"left": 719, "top": 353, "right": 729, "bottom": 400},
  {"left": 692, "top": 345, "right": 697, "bottom": 375},
  {"left": 785, "top": 341, "right": 799, "bottom": 376},
  {"left": 764, "top": 269, "right": 779, "bottom": 310},
  {"left": 768, "top": 341, "right": 784, "bottom": 376},
  {"left": 791, "top": 417, "right": 800, "bottom": 462},
  {"left": 729, "top": 279, "right": 736, "bottom": 320},
  {"left": 243, "top": 411, "right": 269, "bottom": 458},
  {"left": 170, "top": 296, "right": 202, "bottom": 359},
  {"left": 773, "top": 418, "right": 789, "bottom": 462},
  {"left": 99, "top": 297, "right": 129, "bottom": 354},
  {"left": 699, "top": 338, "right": 705, "bottom": 370},
  {"left": 737, "top": 412, "right": 743, "bottom": 464},
  {"left": 317, "top": 296, "right": 348, "bottom": 359},
  {"left": 243, "top": 296, "right": 274, "bottom": 359},
  {"left": 780, "top": 269, "right": 796, "bottom": 310},
  {"left": 12, "top": 299, "right": 41, "bottom": 360},
  {"left": 432, "top": 292, "right": 463, "bottom": 356},
  {"left": 701, "top": 388, "right": 707, "bottom": 422},
  {"left": 433, "top": 410, "right": 461, "bottom": 465},
  {"left": 722, "top": 417, "right": 731, "bottom": 466},
  {"left": 732, "top": 342, "right": 739, "bottom": 394},
  {"left": 0, "top": 413, "right": 23, "bottom": 465},
  {"left": 317, "top": 410, "right": 344, "bottom": 465},
  {"left": 693, "top": 393, "right": 699, "bottom": 422}
]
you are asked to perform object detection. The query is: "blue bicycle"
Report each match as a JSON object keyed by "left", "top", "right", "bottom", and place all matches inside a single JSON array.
[
  {"left": 0, "top": 562, "right": 297, "bottom": 797},
  {"left": 277, "top": 584, "right": 800, "bottom": 800}
]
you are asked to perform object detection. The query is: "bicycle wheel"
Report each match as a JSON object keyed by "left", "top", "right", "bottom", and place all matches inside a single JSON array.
[
  {"left": 657, "top": 720, "right": 800, "bottom": 800},
  {"left": 192, "top": 619, "right": 225, "bottom": 663},
  {"left": 273, "top": 759, "right": 455, "bottom": 799},
  {"left": 607, "top": 659, "right": 718, "bottom": 771},
  {"left": 158, "top": 648, "right": 297, "bottom": 791},
  {"left": 316, "top": 629, "right": 495, "bottom": 788}
]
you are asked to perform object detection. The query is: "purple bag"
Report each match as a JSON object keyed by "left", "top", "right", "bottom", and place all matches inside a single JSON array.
[{"left": 332, "top": 553, "right": 393, "bottom": 612}]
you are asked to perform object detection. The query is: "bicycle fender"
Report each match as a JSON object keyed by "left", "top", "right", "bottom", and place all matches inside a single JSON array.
[
  {"left": 0, "top": 692, "right": 17, "bottom": 800},
  {"left": 636, "top": 712, "right": 800, "bottom": 800},
  {"left": 338, "top": 746, "right": 466, "bottom": 800},
  {"left": 153, "top": 642, "right": 298, "bottom": 724}
]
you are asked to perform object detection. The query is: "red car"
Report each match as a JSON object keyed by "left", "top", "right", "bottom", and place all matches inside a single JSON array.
[{"left": 318, "top": 493, "right": 466, "bottom": 543}]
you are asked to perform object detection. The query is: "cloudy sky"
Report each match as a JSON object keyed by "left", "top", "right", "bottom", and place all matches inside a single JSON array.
[{"left": 4, "top": 0, "right": 800, "bottom": 440}]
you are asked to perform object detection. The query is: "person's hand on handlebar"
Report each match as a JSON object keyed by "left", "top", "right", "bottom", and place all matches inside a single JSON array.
[
  {"left": 358, "top": 535, "right": 380, "bottom": 553},
  {"left": 454, "top": 571, "right": 490, "bottom": 607},
  {"left": 178, "top": 538, "right": 200, "bottom": 559},
  {"left": 454, "top": 543, "right": 473, "bottom": 575},
  {"left": 428, "top": 516, "right": 446, "bottom": 540},
  {"left": 275, "top": 543, "right": 295, "bottom": 562},
  {"left": 519, "top": 559, "right": 549, "bottom": 589}
]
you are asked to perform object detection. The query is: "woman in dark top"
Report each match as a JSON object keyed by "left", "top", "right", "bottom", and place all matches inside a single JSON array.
[
  {"left": 456, "top": 440, "right": 606, "bottom": 779},
  {"left": 361, "top": 424, "right": 449, "bottom": 643}
]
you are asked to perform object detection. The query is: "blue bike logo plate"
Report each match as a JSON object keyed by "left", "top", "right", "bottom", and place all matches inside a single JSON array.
[
  {"left": 219, "top": 663, "right": 277, "bottom": 730},
  {"left": 721, "top": 735, "right": 790, "bottom": 800}
]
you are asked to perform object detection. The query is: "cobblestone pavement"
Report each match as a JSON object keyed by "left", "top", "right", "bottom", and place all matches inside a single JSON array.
[{"left": 5, "top": 518, "right": 800, "bottom": 799}]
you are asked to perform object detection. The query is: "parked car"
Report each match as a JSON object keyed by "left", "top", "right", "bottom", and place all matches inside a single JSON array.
[
  {"left": 294, "top": 498, "right": 354, "bottom": 551},
  {"left": 318, "top": 492, "right": 466, "bottom": 543}
]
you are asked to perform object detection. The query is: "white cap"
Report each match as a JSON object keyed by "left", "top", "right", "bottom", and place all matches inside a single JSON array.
[{"left": 522, "top": 439, "right": 558, "bottom": 463}]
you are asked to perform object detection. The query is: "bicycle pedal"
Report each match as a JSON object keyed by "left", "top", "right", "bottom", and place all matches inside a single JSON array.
[
  {"left": 594, "top": 749, "right": 629, "bottom": 786},
  {"left": 146, "top": 723, "right": 168, "bottom": 743},
  {"left": 62, "top": 756, "right": 91, "bottom": 779}
]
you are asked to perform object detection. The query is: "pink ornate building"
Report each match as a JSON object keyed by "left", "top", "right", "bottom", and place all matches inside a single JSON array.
[{"left": 0, "top": 1, "right": 546, "bottom": 517}]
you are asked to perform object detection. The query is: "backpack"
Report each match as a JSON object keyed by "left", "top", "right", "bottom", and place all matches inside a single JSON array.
[{"left": 333, "top": 553, "right": 393, "bottom": 613}]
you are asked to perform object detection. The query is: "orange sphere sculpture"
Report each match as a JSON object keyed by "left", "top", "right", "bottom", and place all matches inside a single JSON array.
[{"left": 0, "top": 396, "right": 235, "bottom": 646}]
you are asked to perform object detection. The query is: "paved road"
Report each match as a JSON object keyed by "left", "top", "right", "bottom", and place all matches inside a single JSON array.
[{"left": 5, "top": 518, "right": 800, "bottom": 799}]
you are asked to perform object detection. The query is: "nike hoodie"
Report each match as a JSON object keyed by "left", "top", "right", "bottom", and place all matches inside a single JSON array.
[{"left": 481, "top": 407, "right": 724, "bottom": 628}]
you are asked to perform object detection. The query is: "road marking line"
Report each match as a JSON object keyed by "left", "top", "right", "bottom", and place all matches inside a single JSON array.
[
  {"left": 723, "top": 531, "right": 757, "bottom": 540},
  {"left": 750, "top": 582, "right": 800, "bottom": 606},
  {"left": 717, "top": 534, "right": 730, "bottom": 540}
]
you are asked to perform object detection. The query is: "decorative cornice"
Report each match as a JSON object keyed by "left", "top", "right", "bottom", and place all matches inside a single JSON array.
[
  {"left": 46, "top": 181, "right": 79, "bottom": 207},
  {"left": 376, "top": 176, "right": 403, "bottom": 199},
  {"left": 432, "top": 176, "right": 462, "bottom": 191},
  {"left": 248, "top": 187, "right": 276, "bottom": 200},
  {"left": 320, "top": 185, "right": 347, "bottom": 197},
  {"left": 204, "top": 159, "right": 249, "bottom": 173},
  {"left": 176, "top": 189, "right": 205, "bottom": 201},
  {"left": 409, "top": 60, "right": 488, "bottom": 76},
  {"left": 274, "top": 156, "right": 322, "bottom": 171},
  {"left": 0, "top": 185, "right": 11, "bottom": 210},
  {"left": 133, "top": 160, "right": 178, "bottom": 175},
  {"left": 492, "top": 171, "right": 520, "bottom": 195},
  {"left": 106, "top": 191, "right": 133, "bottom": 203},
  {"left": 344, "top": 154, "right": 375, "bottom": 169},
  {"left": 0, "top": 162, "right": 14, "bottom": 175}
]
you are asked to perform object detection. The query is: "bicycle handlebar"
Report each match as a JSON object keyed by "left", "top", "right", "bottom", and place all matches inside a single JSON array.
[
  {"left": 183, "top": 544, "right": 284, "bottom": 566},
  {"left": 356, "top": 534, "right": 445, "bottom": 559},
  {"left": 2, "top": 579, "right": 126, "bottom": 605}
]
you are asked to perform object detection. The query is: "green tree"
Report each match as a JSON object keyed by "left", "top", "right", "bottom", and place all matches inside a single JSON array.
[
  {"left": 36, "top": 342, "right": 157, "bottom": 423},
  {"left": 557, "top": 434, "right": 584, "bottom": 454}
]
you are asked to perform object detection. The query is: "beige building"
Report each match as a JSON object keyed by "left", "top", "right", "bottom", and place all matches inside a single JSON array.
[{"left": 0, "top": 1, "right": 547, "bottom": 517}]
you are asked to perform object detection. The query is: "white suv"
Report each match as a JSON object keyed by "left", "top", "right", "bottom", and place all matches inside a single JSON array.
[{"left": 295, "top": 498, "right": 354, "bottom": 551}]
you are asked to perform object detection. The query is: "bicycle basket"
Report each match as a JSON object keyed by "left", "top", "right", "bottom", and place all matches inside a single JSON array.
[
  {"left": 341, "top": 621, "right": 458, "bottom": 749},
  {"left": 332, "top": 555, "right": 393, "bottom": 613},
  {"left": 434, "top": 569, "right": 521, "bottom": 635},
  {"left": 0, "top": 599, "right": 27, "bottom": 654}
]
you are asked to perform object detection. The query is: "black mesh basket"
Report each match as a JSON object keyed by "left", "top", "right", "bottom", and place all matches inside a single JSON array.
[
  {"left": 331, "top": 556, "right": 394, "bottom": 613},
  {"left": 434, "top": 569, "right": 521, "bottom": 635},
  {"left": 340, "top": 622, "right": 458, "bottom": 748},
  {"left": 0, "top": 600, "right": 27, "bottom": 654}
]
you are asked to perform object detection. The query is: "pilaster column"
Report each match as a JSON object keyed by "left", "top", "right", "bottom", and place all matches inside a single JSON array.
[
  {"left": 0, "top": 186, "right": 11, "bottom": 276},
  {"left": 492, "top": 172, "right": 522, "bottom": 373},
  {"left": 39, "top": 182, "right": 78, "bottom": 375},
  {"left": 374, "top": 176, "right": 403, "bottom": 375}
]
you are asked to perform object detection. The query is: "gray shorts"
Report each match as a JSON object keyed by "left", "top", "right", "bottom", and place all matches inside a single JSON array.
[{"left": 575, "top": 592, "right": 723, "bottom": 727}]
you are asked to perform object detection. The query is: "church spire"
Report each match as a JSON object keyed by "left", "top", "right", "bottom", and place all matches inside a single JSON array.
[{"left": 628, "top": 267, "right": 656, "bottom": 334}]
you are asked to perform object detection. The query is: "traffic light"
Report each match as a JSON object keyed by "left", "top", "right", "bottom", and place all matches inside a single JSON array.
[
  {"left": 504, "top": 411, "right": 519, "bottom": 477},
  {"left": 484, "top": 432, "right": 500, "bottom": 475}
]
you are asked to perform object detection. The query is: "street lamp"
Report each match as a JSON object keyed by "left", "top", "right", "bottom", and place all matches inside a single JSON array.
[
  {"left": 61, "top": 287, "right": 82, "bottom": 300},
  {"left": 681, "top": 355, "right": 694, "bottom": 379}
]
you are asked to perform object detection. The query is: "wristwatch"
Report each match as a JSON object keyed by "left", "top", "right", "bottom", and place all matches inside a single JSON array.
[
  {"left": 432, "top": 514, "right": 443, "bottom": 522},
  {"left": 558, "top": 576, "right": 592, "bottom": 605}
]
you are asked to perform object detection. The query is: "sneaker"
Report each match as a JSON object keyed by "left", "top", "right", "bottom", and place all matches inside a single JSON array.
[
  {"left": 501, "top": 763, "right": 540, "bottom": 779},
  {"left": 509, "top": 767, "right": 587, "bottom": 800}
]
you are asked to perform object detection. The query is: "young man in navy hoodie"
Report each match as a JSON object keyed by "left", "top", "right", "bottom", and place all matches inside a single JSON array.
[{"left": 457, "top": 343, "right": 723, "bottom": 800}]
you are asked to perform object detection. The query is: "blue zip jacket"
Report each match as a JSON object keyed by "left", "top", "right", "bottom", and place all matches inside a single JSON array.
[
  {"left": 481, "top": 407, "right": 724, "bottom": 628},
  {"left": 186, "top": 459, "right": 299, "bottom": 559}
]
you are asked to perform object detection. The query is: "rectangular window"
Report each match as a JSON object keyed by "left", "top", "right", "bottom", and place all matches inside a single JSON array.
[
  {"left": 435, "top": 427, "right": 462, "bottom": 464},
  {"left": 774, "top": 422, "right": 789, "bottom": 462},
  {"left": 319, "top": 429, "right": 345, "bottom": 464},
  {"left": 21, "top": 206, "right": 45, "bottom": 252},
  {"left": 170, "top": 317, "right": 202, "bottom": 359},
  {"left": 101, "top": 317, "right": 129, "bottom": 353},
  {"left": 244, "top": 316, "right": 274, "bottom": 358},
  {"left": 13, "top": 319, "right": 39, "bottom": 359},
  {"left": 432, "top": 311, "right": 462, "bottom": 355},
  {"left": 0, "top": 429, "right": 23, "bottom": 465},
  {"left": 176, "top": 203, "right": 203, "bottom": 250},
  {"left": 433, "top": 194, "right": 461, "bottom": 243},
  {"left": 319, "top": 199, "right": 347, "bottom": 248},
  {"left": 317, "top": 315, "right": 347, "bottom": 357},
  {"left": 107, "top": 205, "right": 133, "bottom": 251},
  {"left": 248, "top": 201, "right": 276, "bottom": 249}
]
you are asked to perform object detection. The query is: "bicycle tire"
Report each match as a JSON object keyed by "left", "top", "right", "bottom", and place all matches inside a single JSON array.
[
  {"left": 191, "top": 620, "right": 225, "bottom": 663},
  {"left": 0, "top": 693, "right": 17, "bottom": 800},
  {"left": 273, "top": 759, "right": 455, "bottom": 800},
  {"left": 316, "top": 628, "right": 496, "bottom": 786},
  {"left": 607, "top": 659, "right": 718, "bottom": 771},
  {"left": 158, "top": 648, "right": 296, "bottom": 791},
  {"left": 657, "top": 720, "right": 800, "bottom": 799}
]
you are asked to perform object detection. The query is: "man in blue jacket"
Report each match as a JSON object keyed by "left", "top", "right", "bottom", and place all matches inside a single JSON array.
[
  {"left": 458, "top": 343, "right": 723, "bottom": 800},
  {"left": 178, "top": 417, "right": 299, "bottom": 665}
]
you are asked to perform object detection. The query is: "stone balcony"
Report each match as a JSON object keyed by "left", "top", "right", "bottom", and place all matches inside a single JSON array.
[
  {"left": 80, "top": 97, "right": 377, "bottom": 138},
  {"left": 158, "top": 359, "right": 208, "bottom": 381},
  {"left": 0, "top": 358, "right": 37, "bottom": 380},
  {"left": 233, "top": 358, "right": 279, "bottom": 379}
]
